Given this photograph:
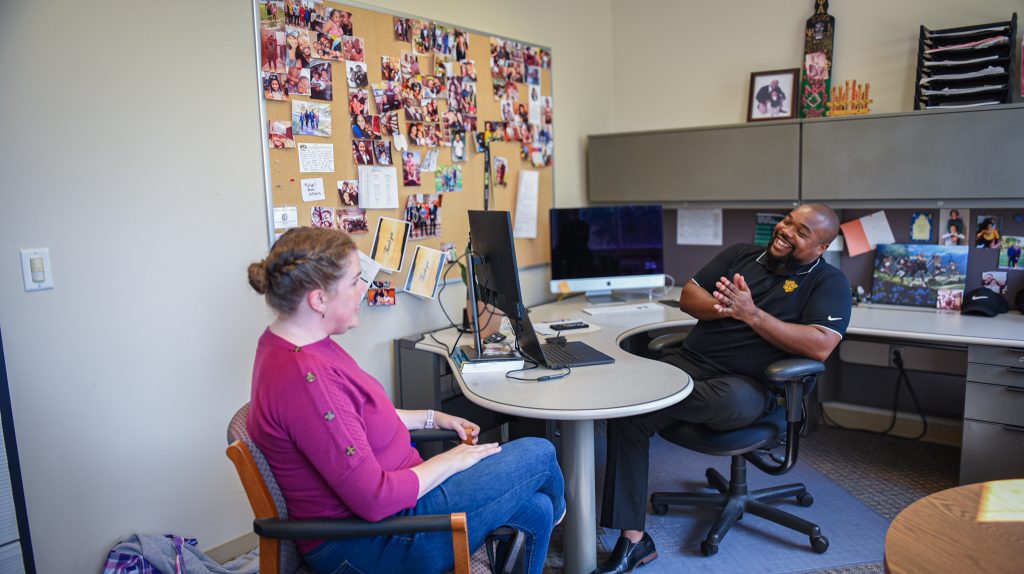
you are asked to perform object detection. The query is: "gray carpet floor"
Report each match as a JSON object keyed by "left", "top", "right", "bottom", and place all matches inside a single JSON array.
[{"left": 542, "top": 424, "right": 961, "bottom": 574}]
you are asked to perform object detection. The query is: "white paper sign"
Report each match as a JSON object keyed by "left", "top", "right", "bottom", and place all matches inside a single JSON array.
[
  {"left": 358, "top": 165, "right": 399, "bottom": 209},
  {"left": 862, "top": 210, "right": 896, "bottom": 247},
  {"left": 356, "top": 250, "right": 382, "bottom": 298},
  {"left": 512, "top": 170, "right": 539, "bottom": 239},
  {"left": 300, "top": 178, "right": 326, "bottom": 202},
  {"left": 272, "top": 206, "right": 298, "bottom": 229},
  {"left": 676, "top": 208, "right": 723, "bottom": 245},
  {"left": 297, "top": 143, "right": 334, "bottom": 173}
]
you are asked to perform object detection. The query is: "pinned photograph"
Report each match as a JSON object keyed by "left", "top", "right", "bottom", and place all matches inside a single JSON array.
[
  {"left": 405, "top": 100, "right": 426, "bottom": 122},
  {"left": 287, "top": 67, "right": 311, "bottom": 96},
  {"left": 341, "top": 36, "right": 365, "bottom": 62},
  {"left": 371, "top": 82, "right": 402, "bottom": 113},
  {"left": 381, "top": 56, "right": 401, "bottom": 82},
  {"left": 975, "top": 215, "right": 1002, "bottom": 248},
  {"left": 263, "top": 71, "right": 288, "bottom": 100},
  {"left": 261, "top": 25, "right": 287, "bottom": 73},
  {"left": 292, "top": 101, "right": 331, "bottom": 137},
  {"left": 451, "top": 131, "right": 467, "bottom": 162},
  {"left": 400, "top": 51, "right": 421, "bottom": 76},
  {"left": 454, "top": 29, "right": 470, "bottom": 61},
  {"left": 348, "top": 89, "right": 369, "bottom": 115},
  {"left": 312, "top": 32, "right": 343, "bottom": 61},
  {"left": 435, "top": 164, "right": 463, "bottom": 192},
  {"left": 351, "top": 114, "right": 373, "bottom": 139},
  {"left": 285, "top": 26, "right": 310, "bottom": 70},
  {"left": 310, "top": 61, "right": 332, "bottom": 101},
  {"left": 410, "top": 20, "right": 431, "bottom": 56},
  {"left": 339, "top": 208, "right": 369, "bottom": 234},
  {"left": 871, "top": 244, "right": 968, "bottom": 309},
  {"left": 424, "top": 99, "right": 440, "bottom": 122},
  {"left": 370, "top": 217, "right": 412, "bottom": 272},
  {"left": 368, "top": 280, "right": 396, "bottom": 306},
  {"left": 420, "top": 149, "right": 440, "bottom": 172},
  {"left": 981, "top": 270, "right": 1008, "bottom": 294},
  {"left": 909, "top": 211, "right": 932, "bottom": 243},
  {"left": 460, "top": 60, "right": 477, "bottom": 81},
  {"left": 427, "top": 123, "right": 444, "bottom": 147},
  {"left": 405, "top": 194, "right": 443, "bottom": 239},
  {"left": 998, "top": 236, "right": 1023, "bottom": 269},
  {"left": 311, "top": 206, "right": 334, "bottom": 229},
  {"left": 422, "top": 76, "right": 445, "bottom": 99},
  {"left": 402, "top": 151, "right": 422, "bottom": 186},
  {"left": 407, "top": 122, "right": 428, "bottom": 146},
  {"left": 393, "top": 16, "right": 410, "bottom": 42},
  {"left": 433, "top": 24, "right": 454, "bottom": 56},
  {"left": 492, "top": 77, "right": 507, "bottom": 101},
  {"left": 323, "top": 8, "right": 352, "bottom": 38},
  {"left": 382, "top": 111, "right": 401, "bottom": 136},
  {"left": 493, "top": 157, "right": 508, "bottom": 187},
  {"left": 346, "top": 61, "right": 368, "bottom": 88},
  {"left": 747, "top": 68, "right": 799, "bottom": 122},
  {"left": 525, "top": 65, "right": 541, "bottom": 86},
  {"left": 268, "top": 120, "right": 295, "bottom": 149},
  {"left": 260, "top": 1, "right": 285, "bottom": 25},
  {"left": 352, "top": 139, "right": 374, "bottom": 165},
  {"left": 405, "top": 246, "right": 446, "bottom": 299},
  {"left": 374, "top": 140, "right": 393, "bottom": 166},
  {"left": 938, "top": 209, "right": 970, "bottom": 246},
  {"left": 936, "top": 288, "right": 963, "bottom": 312},
  {"left": 338, "top": 179, "right": 359, "bottom": 206}
]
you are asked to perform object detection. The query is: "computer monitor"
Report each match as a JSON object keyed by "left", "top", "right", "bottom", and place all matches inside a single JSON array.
[
  {"left": 467, "top": 210, "right": 527, "bottom": 322},
  {"left": 549, "top": 205, "right": 665, "bottom": 301}
]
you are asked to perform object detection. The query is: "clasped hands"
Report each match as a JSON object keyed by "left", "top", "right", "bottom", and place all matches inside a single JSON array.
[
  {"left": 713, "top": 274, "right": 760, "bottom": 323},
  {"left": 432, "top": 411, "right": 481, "bottom": 445}
]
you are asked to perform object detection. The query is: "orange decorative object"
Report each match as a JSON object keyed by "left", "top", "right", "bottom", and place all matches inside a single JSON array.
[{"left": 826, "top": 79, "right": 873, "bottom": 116}]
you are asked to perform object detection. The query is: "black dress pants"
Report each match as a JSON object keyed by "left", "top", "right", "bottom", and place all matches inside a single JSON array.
[{"left": 599, "top": 350, "right": 774, "bottom": 531}]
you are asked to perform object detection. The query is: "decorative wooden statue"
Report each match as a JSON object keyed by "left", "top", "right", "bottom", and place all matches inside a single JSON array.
[{"left": 800, "top": 0, "right": 835, "bottom": 118}]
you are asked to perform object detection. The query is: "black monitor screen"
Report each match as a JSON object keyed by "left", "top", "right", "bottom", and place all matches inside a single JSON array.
[
  {"left": 549, "top": 205, "right": 664, "bottom": 281},
  {"left": 467, "top": 210, "right": 527, "bottom": 321}
]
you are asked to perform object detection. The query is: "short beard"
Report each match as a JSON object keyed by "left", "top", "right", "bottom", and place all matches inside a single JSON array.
[{"left": 763, "top": 233, "right": 800, "bottom": 273}]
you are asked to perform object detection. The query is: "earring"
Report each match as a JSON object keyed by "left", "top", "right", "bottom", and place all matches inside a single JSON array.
[{"left": 320, "top": 311, "right": 326, "bottom": 319}]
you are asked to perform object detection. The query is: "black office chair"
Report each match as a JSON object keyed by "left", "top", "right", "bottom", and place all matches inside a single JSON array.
[{"left": 645, "top": 334, "right": 829, "bottom": 557}]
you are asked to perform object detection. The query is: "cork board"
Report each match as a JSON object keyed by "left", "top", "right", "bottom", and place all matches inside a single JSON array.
[{"left": 257, "top": 1, "right": 554, "bottom": 291}]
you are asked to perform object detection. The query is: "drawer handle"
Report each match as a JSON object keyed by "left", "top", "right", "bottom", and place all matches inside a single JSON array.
[
  {"left": 1005, "top": 386, "right": 1024, "bottom": 393},
  {"left": 1003, "top": 424, "right": 1024, "bottom": 433},
  {"left": 1005, "top": 367, "right": 1024, "bottom": 375}
]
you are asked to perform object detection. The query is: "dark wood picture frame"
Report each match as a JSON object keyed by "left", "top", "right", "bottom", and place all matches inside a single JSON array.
[{"left": 747, "top": 68, "right": 800, "bottom": 122}]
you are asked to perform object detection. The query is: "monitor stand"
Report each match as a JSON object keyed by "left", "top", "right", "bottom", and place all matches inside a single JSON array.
[{"left": 584, "top": 289, "right": 651, "bottom": 304}]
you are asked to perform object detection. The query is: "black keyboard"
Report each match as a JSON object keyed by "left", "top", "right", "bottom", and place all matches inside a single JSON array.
[{"left": 541, "top": 344, "right": 579, "bottom": 368}]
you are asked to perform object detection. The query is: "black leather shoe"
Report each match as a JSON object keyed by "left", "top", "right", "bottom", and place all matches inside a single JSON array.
[{"left": 591, "top": 532, "right": 658, "bottom": 573}]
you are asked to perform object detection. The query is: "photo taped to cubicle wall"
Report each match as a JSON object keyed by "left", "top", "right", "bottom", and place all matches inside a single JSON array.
[
  {"left": 268, "top": 121, "right": 295, "bottom": 149},
  {"left": 311, "top": 206, "right": 334, "bottom": 229},
  {"left": 338, "top": 180, "right": 359, "bottom": 207},
  {"left": 292, "top": 100, "right": 331, "bottom": 137},
  {"left": 975, "top": 215, "right": 1003, "bottom": 248},
  {"left": 997, "top": 236, "right": 1023, "bottom": 270},
  {"left": 938, "top": 208, "right": 969, "bottom": 246},
  {"left": 339, "top": 208, "right": 368, "bottom": 234}
]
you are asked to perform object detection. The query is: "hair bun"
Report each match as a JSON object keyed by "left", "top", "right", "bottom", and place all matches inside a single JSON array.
[{"left": 248, "top": 261, "right": 270, "bottom": 294}]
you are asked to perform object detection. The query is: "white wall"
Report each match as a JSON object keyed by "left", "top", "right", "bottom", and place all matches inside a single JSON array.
[
  {"left": 609, "top": 0, "right": 1022, "bottom": 131},
  {"left": 0, "top": 0, "right": 610, "bottom": 571}
]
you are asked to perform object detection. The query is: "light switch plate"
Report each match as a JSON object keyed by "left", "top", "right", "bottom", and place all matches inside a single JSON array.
[{"left": 20, "top": 248, "right": 54, "bottom": 291}]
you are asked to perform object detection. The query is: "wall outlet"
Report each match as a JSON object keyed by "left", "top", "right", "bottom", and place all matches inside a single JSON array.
[
  {"left": 20, "top": 248, "right": 54, "bottom": 291},
  {"left": 889, "top": 345, "right": 904, "bottom": 368}
]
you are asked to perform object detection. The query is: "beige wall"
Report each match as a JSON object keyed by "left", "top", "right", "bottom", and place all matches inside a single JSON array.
[
  {"left": 609, "top": 0, "right": 1021, "bottom": 131},
  {"left": 0, "top": 0, "right": 610, "bottom": 571}
]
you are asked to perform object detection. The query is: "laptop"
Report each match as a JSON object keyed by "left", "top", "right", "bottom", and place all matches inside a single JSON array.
[{"left": 509, "top": 312, "right": 615, "bottom": 370}]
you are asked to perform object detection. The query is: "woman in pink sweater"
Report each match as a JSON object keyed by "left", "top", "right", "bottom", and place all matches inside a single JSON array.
[{"left": 247, "top": 227, "right": 563, "bottom": 574}]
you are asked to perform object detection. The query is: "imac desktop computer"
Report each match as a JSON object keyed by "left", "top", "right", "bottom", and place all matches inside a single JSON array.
[
  {"left": 466, "top": 210, "right": 613, "bottom": 370},
  {"left": 549, "top": 205, "right": 665, "bottom": 302}
]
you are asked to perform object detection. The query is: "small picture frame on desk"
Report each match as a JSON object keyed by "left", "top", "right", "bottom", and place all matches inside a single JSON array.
[{"left": 747, "top": 68, "right": 799, "bottom": 122}]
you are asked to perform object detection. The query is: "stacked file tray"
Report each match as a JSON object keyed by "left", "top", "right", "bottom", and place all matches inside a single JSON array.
[{"left": 914, "top": 13, "right": 1017, "bottom": 110}]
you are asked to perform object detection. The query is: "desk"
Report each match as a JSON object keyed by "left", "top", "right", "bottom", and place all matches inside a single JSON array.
[
  {"left": 415, "top": 297, "right": 694, "bottom": 574},
  {"left": 409, "top": 293, "right": 1024, "bottom": 572},
  {"left": 884, "top": 479, "right": 1024, "bottom": 574}
]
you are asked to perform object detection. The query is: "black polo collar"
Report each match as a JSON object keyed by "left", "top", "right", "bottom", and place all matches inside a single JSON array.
[{"left": 755, "top": 251, "right": 821, "bottom": 276}]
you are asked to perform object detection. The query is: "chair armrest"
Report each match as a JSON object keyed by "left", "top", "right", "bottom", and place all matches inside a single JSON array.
[
  {"left": 254, "top": 514, "right": 458, "bottom": 540},
  {"left": 647, "top": 332, "right": 688, "bottom": 353},
  {"left": 410, "top": 429, "right": 460, "bottom": 442},
  {"left": 764, "top": 358, "right": 824, "bottom": 385}
]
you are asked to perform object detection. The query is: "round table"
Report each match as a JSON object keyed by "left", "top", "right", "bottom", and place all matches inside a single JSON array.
[{"left": 884, "top": 479, "right": 1024, "bottom": 574}]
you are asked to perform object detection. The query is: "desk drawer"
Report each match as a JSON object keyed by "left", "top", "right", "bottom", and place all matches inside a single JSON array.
[
  {"left": 968, "top": 345, "right": 1024, "bottom": 368},
  {"left": 960, "top": 420, "right": 1024, "bottom": 485},
  {"left": 967, "top": 362, "right": 1024, "bottom": 389},
  {"left": 965, "top": 382, "right": 1024, "bottom": 426}
]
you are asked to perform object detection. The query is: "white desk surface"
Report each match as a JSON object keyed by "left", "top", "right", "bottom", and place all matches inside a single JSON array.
[
  {"left": 847, "top": 304, "right": 1024, "bottom": 348},
  {"left": 416, "top": 296, "right": 694, "bottom": 421}
]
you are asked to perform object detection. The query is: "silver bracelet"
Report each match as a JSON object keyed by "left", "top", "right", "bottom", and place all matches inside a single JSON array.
[{"left": 425, "top": 409, "right": 436, "bottom": 429}]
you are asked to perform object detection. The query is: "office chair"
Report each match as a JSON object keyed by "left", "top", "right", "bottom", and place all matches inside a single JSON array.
[
  {"left": 645, "top": 334, "right": 829, "bottom": 557},
  {"left": 226, "top": 403, "right": 495, "bottom": 574}
]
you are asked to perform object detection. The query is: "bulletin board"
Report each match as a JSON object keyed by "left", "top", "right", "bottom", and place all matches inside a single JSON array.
[{"left": 254, "top": 0, "right": 555, "bottom": 292}]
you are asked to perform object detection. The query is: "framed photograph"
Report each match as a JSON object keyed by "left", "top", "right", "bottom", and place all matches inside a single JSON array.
[{"left": 747, "top": 68, "right": 799, "bottom": 122}]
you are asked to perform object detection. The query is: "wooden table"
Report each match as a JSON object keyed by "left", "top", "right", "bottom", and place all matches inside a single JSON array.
[{"left": 884, "top": 479, "right": 1024, "bottom": 574}]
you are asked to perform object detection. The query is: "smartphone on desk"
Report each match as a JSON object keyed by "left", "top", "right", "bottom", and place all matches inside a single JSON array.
[{"left": 550, "top": 321, "right": 588, "bottom": 331}]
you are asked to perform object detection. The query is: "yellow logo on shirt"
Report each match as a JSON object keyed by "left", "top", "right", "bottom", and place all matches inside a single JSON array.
[{"left": 783, "top": 280, "right": 798, "bottom": 293}]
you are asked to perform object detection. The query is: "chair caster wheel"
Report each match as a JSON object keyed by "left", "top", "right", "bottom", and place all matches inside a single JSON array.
[
  {"left": 810, "top": 535, "right": 829, "bottom": 554},
  {"left": 797, "top": 493, "right": 814, "bottom": 507},
  {"left": 652, "top": 503, "right": 668, "bottom": 516},
  {"left": 700, "top": 540, "right": 718, "bottom": 556}
]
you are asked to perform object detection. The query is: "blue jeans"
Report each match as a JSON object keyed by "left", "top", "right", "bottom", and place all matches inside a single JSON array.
[{"left": 304, "top": 437, "right": 565, "bottom": 574}]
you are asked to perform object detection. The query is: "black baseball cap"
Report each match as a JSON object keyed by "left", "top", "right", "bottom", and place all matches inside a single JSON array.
[{"left": 961, "top": 288, "right": 1009, "bottom": 317}]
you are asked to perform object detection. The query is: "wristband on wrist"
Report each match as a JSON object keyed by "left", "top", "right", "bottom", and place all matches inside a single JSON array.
[{"left": 425, "top": 409, "right": 436, "bottom": 429}]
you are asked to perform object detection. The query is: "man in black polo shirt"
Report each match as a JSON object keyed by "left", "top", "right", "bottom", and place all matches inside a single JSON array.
[{"left": 593, "top": 204, "right": 850, "bottom": 574}]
